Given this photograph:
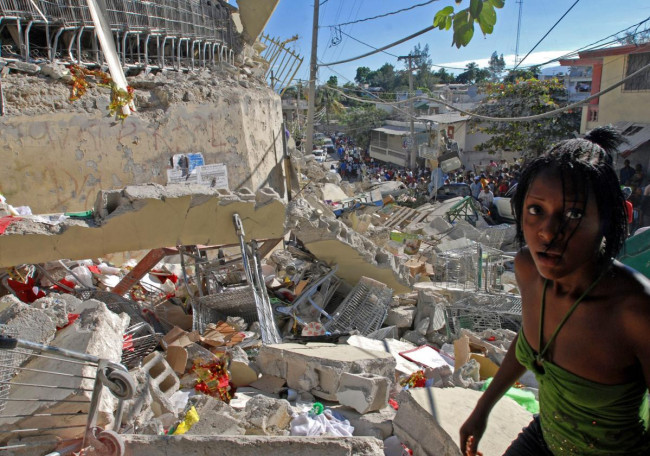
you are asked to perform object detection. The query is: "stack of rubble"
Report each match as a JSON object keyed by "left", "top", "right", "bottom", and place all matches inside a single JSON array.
[{"left": 0, "top": 172, "right": 538, "bottom": 455}]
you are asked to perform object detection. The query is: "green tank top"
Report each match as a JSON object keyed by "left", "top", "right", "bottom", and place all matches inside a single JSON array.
[{"left": 515, "top": 279, "right": 650, "bottom": 455}]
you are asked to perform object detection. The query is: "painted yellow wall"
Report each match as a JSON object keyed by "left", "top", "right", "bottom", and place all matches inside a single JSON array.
[{"left": 582, "top": 54, "right": 650, "bottom": 131}]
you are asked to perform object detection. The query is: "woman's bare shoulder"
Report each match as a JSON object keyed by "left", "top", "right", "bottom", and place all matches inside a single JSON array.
[
  {"left": 514, "top": 248, "right": 537, "bottom": 284},
  {"left": 608, "top": 262, "right": 650, "bottom": 332}
]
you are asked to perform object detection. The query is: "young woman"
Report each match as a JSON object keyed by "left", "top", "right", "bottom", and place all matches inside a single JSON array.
[{"left": 460, "top": 126, "right": 650, "bottom": 456}]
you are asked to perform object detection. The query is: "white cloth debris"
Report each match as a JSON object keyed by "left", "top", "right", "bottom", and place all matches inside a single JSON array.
[{"left": 290, "top": 409, "right": 354, "bottom": 437}]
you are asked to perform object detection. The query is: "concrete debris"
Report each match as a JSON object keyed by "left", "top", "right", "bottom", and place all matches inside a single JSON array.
[
  {"left": 244, "top": 395, "right": 292, "bottom": 435},
  {"left": 0, "top": 136, "right": 541, "bottom": 455},
  {"left": 286, "top": 197, "right": 411, "bottom": 293},
  {"left": 0, "top": 303, "right": 128, "bottom": 444},
  {"left": 394, "top": 387, "right": 533, "bottom": 456},
  {"left": 256, "top": 343, "right": 396, "bottom": 401},
  {"left": 336, "top": 372, "right": 390, "bottom": 414},
  {"left": 0, "top": 184, "right": 286, "bottom": 268},
  {"left": 0, "top": 295, "right": 58, "bottom": 345}
]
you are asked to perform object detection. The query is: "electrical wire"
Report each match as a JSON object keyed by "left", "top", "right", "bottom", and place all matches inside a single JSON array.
[
  {"left": 511, "top": 16, "right": 650, "bottom": 71},
  {"left": 320, "top": 25, "right": 436, "bottom": 66},
  {"left": 514, "top": 0, "right": 581, "bottom": 69},
  {"left": 323, "top": 60, "right": 650, "bottom": 122},
  {"left": 322, "top": 0, "right": 441, "bottom": 28}
]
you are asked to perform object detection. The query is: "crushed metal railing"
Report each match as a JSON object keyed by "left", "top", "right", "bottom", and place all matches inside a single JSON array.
[
  {"left": 0, "top": 0, "right": 235, "bottom": 70},
  {"left": 260, "top": 34, "right": 303, "bottom": 97}
]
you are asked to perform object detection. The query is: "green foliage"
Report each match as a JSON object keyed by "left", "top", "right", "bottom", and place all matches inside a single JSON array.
[
  {"left": 342, "top": 106, "right": 389, "bottom": 150},
  {"left": 488, "top": 51, "right": 506, "bottom": 81},
  {"left": 327, "top": 75, "right": 338, "bottom": 87},
  {"left": 455, "top": 62, "right": 490, "bottom": 84},
  {"left": 471, "top": 78, "right": 581, "bottom": 157},
  {"left": 355, "top": 67, "right": 372, "bottom": 85},
  {"left": 503, "top": 66, "right": 540, "bottom": 83},
  {"left": 434, "top": 0, "right": 505, "bottom": 48},
  {"left": 434, "top": 68, "right": 456, "bottom": 84}
]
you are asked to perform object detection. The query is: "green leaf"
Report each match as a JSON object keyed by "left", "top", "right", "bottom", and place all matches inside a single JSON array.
[
  {"left": 470, "top": 0, "right": 483, "bottom": 18},
  {"left": 445, "top": 16, "right": 453, "bottom": 30},
  {"left": 489, "top": 0, "right": 505, "bottom": 8},
  {"left": 453, "top": 9, "right": 470, "bottom": 31},
  {"left": 434, "top": 6, "right": 455, "bottom": 26},
  {"left": 479, "top": 19, "right": 494, "bottom": 35},
  {"left": 478, "top": 3, "right": 497, "bottom": 27},
  {"left": 453, "top": 22, "right": 475, "bottom": 48}
]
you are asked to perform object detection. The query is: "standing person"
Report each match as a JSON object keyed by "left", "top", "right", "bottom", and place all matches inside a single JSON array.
[
  {"left": 470, "top": 176, "right": 482, "bottom": 199},
  {"left": 622, "top": 186, "right": 634, "bottom": 237},
  {"left": 620, "top": 159, "right": 635, "bottom": 186},
  {"left": 460, "top": 126, "right": 650, "bottom": 456},
  {"left": 478, "top": 185, "right": 494, "bottom": 209}
]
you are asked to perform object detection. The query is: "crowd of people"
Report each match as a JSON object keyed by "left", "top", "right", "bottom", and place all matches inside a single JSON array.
[{"left": 317, "top": 133, "right": 650, "bottom": 234}]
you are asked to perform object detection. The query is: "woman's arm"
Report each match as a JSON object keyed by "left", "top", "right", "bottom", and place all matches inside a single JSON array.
[{"left": 460, "top": 249, "right": 536, "bottom": 454}]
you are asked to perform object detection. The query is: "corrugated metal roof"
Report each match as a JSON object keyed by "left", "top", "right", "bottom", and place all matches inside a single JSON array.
[
  {"left": 613, "top": 121, "right": 650, "bottom": 157},
  {"left": 372, "top": 125, "right": 427, "bottom": 135},
  {"left": 417, "top": 112, "right": 468, "bottom": 124}
]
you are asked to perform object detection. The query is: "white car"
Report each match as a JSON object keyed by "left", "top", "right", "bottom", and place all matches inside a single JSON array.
[
  {"left": 490, "top": 184, "right": 517, "bottom": 224},
  {"left": 311, "top": 149, "right": 327, "bottom": 163}
]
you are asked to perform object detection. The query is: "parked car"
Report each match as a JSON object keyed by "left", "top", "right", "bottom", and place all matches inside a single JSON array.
[
  {"left": 431, "top": 183, "right": 472, "bottom": 202},
  {"left": 322, "top": 140, "right": 335, "bottom": 154},
  {"left": 490, "top": 184, "right": 517, "bottom": 224},
  {"left": 311, "top": 149, "right": 327, "bottom": 163}
]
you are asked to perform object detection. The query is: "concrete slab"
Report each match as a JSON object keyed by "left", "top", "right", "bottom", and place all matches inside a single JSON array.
[
  {"left": 345, "top": 335, "right": 420, "bottom": 377},
  {"left": 122, "top": 434, "right": 385, "bottom": 455},
  {"left": 256, "top": 343, "right": 396, "bottom": 401},
  {"left": 0, "top": 303, "right": 128, "bottom": 443},
  {"left": 0, "top": 185, "right": 285, "bottom": 268},
  {"left": 287, "top": 198, "right": 410, "bottom": 293},
  {"left": 393, "top": 387, "right": 533, "bottom": 456}
]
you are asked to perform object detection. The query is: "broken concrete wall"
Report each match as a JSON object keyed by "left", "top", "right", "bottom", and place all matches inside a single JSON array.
[
  {"left": 0, "top": 70, "right": 285, "bottom": 214},
  {"left": 0, "top": 184, "right": 285, "bottom": 267},
  {"left": 0, "top": 303, "right": 129, "bottom": 443},
  {"left": 286, "top": 198, "right": 411, "bottom": 293},
  {"left": 122, "top": 434, "right": 385, "bottom": 456}
]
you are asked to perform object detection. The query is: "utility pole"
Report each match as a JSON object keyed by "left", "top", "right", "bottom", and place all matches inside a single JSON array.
[
  {"left": 514, "top": 0, "right": 524, "bottom": 67},
  {"left": 305, "top": 0, "right": 320, "bottom": 155},
  {"left": 296, "top": 80, "right": 301, "bottom": 128},
  {"left": 398, "top": 54, "right": 421, "bottom": 169}
]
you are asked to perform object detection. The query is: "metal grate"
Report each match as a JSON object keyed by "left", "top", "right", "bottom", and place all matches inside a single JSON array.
[
  {"left": 444, "top": 293, "right": 522, "bottom": 340},
  {"left": 322, "top": 277, "right": 393, "bottom": 336}
]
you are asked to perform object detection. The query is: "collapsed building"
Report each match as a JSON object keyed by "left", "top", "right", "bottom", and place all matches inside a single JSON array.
[{"left": 1, "top": 2, "right": 541, "bottom": 456}]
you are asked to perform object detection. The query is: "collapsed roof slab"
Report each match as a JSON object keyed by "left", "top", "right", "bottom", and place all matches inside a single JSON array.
[
  {"left": 122, "top": 434, "right": 385, "bottom": 455},
  {"left": 286, "top": 198, "right": 411, "bottom": 294},
  {"left": 0, "top": 184, "right": 286, "bottom": 268}
]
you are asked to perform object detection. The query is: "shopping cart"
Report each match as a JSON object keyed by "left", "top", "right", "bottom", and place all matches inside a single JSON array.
[{"left": 0, "top": 332, "right": 135, "bottom": 455}]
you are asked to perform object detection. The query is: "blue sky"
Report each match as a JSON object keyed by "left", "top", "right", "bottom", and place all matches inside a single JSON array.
[{"left": 232, "top": 0, "right": 650, "bottom": 86}]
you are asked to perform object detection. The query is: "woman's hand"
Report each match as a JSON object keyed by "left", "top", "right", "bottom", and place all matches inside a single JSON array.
[{"left": 459, "top": 410, "right": 488, "bottom": 456}]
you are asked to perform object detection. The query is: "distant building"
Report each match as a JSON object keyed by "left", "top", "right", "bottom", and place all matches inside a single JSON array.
[
  {"left": 369, "top": 121, "right": 428, "bottom": 167},
  {"left": 560, "top": 43, "right": 650, "bottom": 171},
  {"left": 540, "top": 65, "right": 593, "bottom": 103}
]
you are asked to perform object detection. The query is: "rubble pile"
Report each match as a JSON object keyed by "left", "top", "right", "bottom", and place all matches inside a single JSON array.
[
  {"left": 0, "top": 41, "right": 270, "bottom": 119},
  {"left": 0, "top": 168, "right": 538, "bottom": 455}
]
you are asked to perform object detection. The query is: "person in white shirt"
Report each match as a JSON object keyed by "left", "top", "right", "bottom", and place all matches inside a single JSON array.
[{"left": 478, "top": 185, "right": 494, "bottom": 209}]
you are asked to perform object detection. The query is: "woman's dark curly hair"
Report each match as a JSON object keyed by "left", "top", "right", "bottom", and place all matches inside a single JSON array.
[{"left": 511, "top": 125, "right": 628, "bottom": 264}]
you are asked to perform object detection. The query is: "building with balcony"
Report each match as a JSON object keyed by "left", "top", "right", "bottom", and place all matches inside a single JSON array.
[{"left": 560, "top": 43, "right": 650, "bottom": 171}]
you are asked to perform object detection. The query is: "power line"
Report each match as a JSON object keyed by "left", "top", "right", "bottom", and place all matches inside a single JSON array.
[
  {"left": 325, "top": 60, "right": 650, "bottom": 123},
  {"left": 514, "top": 0, "right": 581, "bottom": 69},
  {"left": 321, "top": 0, "right": 440, "bottom": 28},
  {"left": 320, "top": 25, "right": 435, "bottom": 66}
]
